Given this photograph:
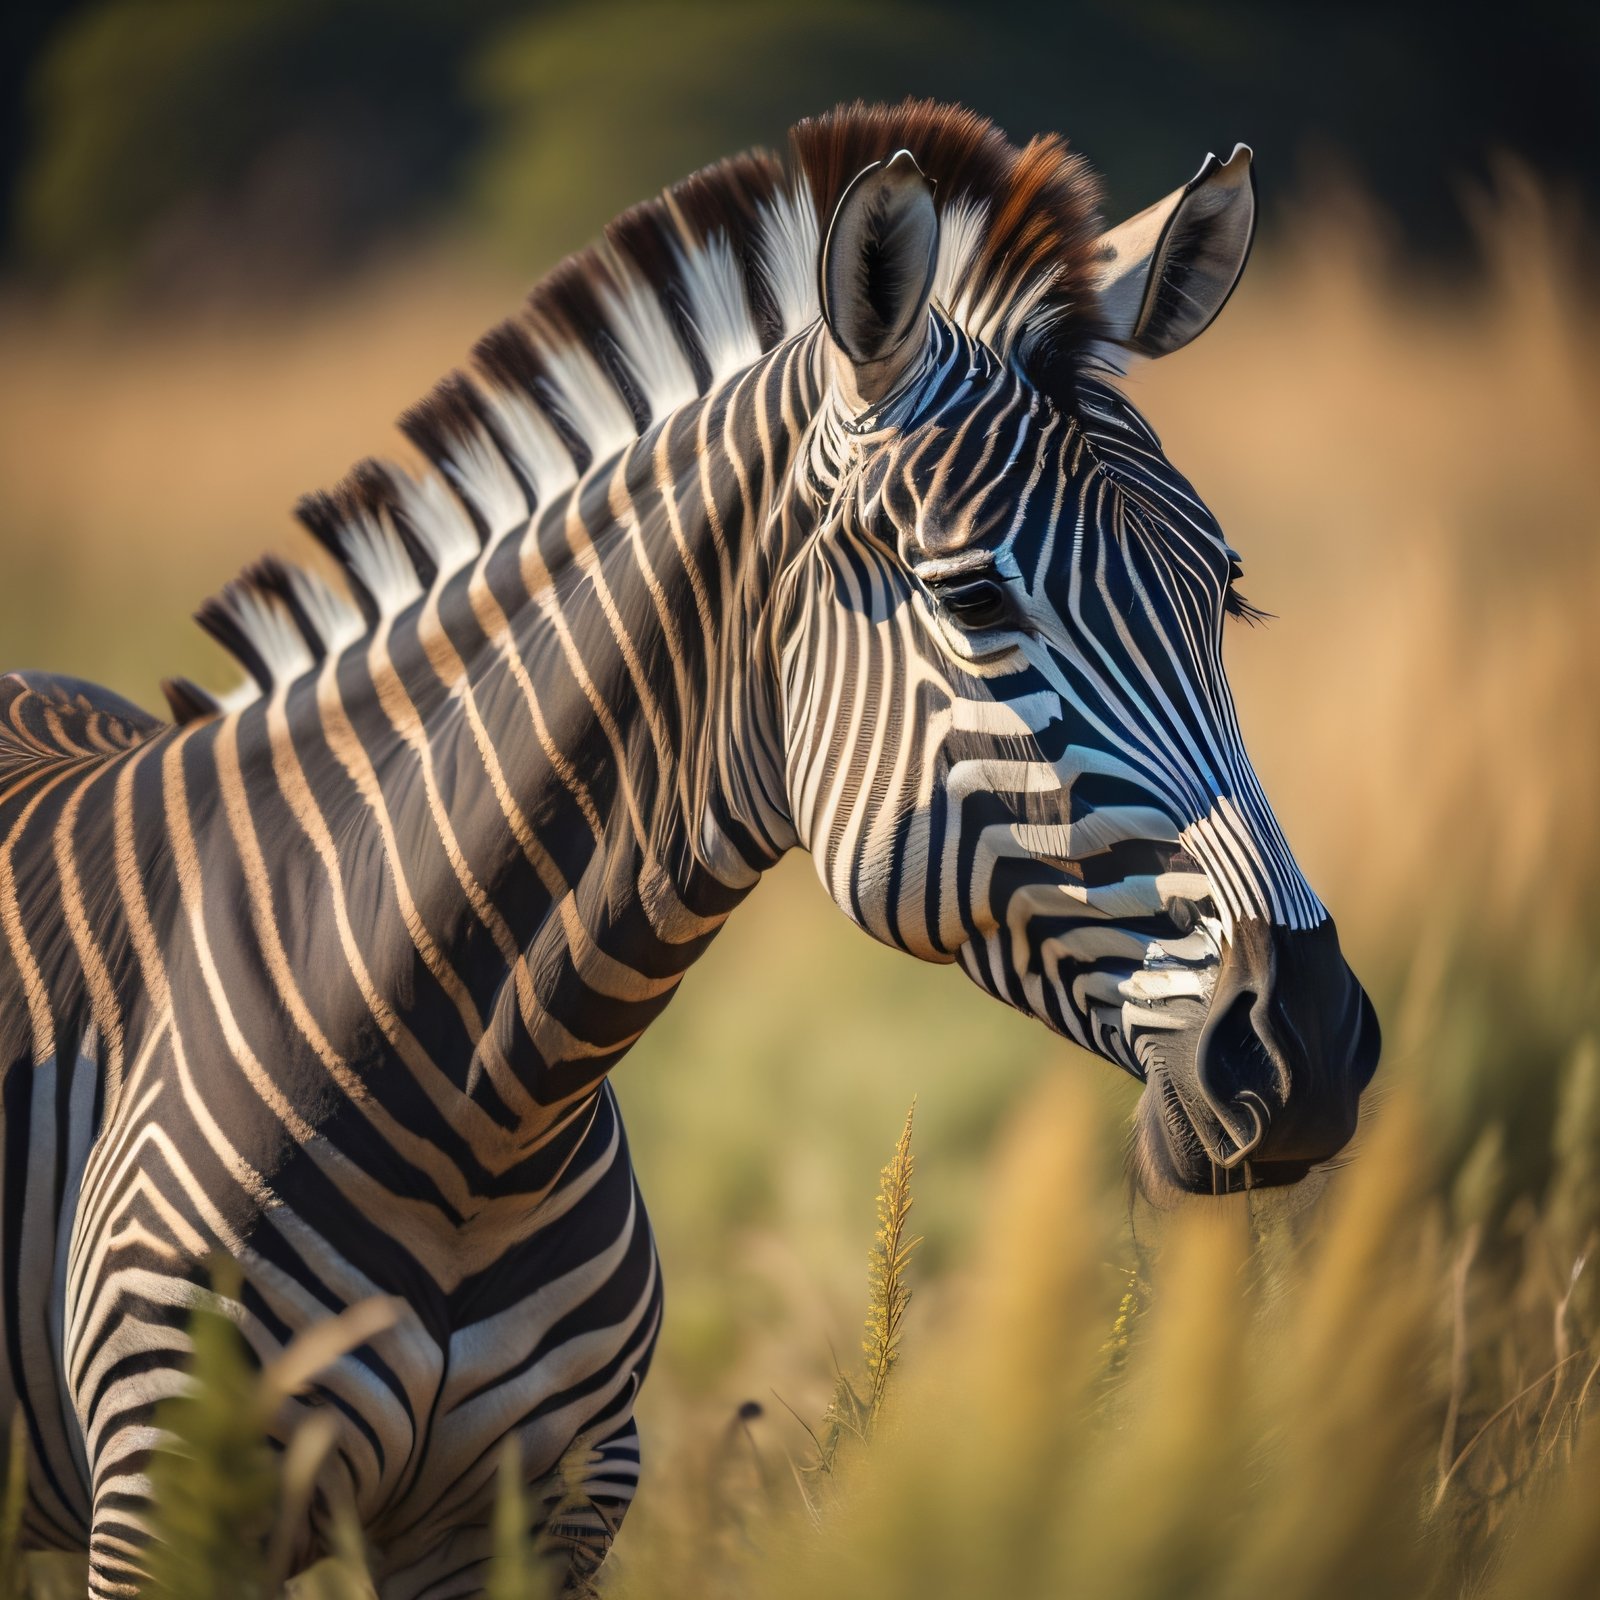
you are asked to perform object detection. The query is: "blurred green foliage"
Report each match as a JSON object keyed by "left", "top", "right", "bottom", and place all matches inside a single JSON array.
[
  {"left": 5, "top": 0, "right": 1596, "bottom": 296},
  {"left": 143, "top": 1260, "right": 284, "bottom": 1599},
  {"left": 467, "top": 0, "right": 957, "bottom": 269},
  {"left": 11, "top": 0, "right": 513, "bottom": 292}
]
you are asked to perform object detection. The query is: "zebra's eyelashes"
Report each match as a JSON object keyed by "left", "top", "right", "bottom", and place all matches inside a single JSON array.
[
  {"left": 1223, "top": 583, "right": 1272, "bottom": 626},
  {"left": 1223, "top": 556, "right": 1271, "bottom": 626}
]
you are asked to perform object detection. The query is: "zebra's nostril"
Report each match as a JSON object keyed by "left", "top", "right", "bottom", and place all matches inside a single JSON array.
[
  {"left": 1197, "top": 986, "right": 1279, "bottom": 1111},
  {"left": 1191, "top": 918, "right": 1377, "bottom": 1169},
  {"left": 1215, "top": 1089, "right": 1269, "bottom": 1166}
]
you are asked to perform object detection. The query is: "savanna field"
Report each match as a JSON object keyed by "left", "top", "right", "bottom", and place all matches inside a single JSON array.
[{"left": 1, "top": 178, "right": 1598, "bottom": 1596}]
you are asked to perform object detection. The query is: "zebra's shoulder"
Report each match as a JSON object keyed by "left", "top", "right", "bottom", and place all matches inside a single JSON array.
[{"left": 0, "top": 670, "right": 164, "bottom": 786}]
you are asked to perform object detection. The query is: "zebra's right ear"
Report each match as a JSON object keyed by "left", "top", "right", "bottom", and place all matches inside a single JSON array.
[
  {"left": 1091, "top": 144, "right": 1256, "bottom": 366},
  {"left": 819, "top": 150, "right": 939, "bottom": 410}
]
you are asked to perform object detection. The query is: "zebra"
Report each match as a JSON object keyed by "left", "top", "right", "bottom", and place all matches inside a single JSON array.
[{"left": 0, "top": 100, "right": 1379, "bottom": 1593}]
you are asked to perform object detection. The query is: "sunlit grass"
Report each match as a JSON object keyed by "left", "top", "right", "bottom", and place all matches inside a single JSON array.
[
  {"left": 611, "top": 1066, "right": 1600, "bottom": 1600},
  {"left": 5, "top": 1056, "right": 1587, "bottom": 1597}
]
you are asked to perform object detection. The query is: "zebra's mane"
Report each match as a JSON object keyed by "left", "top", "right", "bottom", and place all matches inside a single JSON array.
[{"left": 170, "top": 99, "right": 1104, "bottom": 724}]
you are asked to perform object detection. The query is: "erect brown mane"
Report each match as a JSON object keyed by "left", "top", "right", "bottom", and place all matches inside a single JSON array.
[{"left": 171, "top": 100, "right": 1107, "bottom": 724}]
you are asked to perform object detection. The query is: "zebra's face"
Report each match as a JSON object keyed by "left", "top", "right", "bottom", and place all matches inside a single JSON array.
[{"left": 789, "top": 147, "right": 1379, "bottom": 1197}]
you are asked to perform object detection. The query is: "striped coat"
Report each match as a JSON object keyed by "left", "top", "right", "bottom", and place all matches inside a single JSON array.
[{"left": 0, "top": 100, "right": 1376, "bottom": 1594}]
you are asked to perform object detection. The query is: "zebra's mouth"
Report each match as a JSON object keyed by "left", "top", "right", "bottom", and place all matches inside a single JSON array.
[{"left": 1134, "top": 1071, "right": 1313, "bottom": 1200}]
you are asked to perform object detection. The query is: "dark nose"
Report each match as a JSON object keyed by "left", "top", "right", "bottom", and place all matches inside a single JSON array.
[{"left": 1194, "top": 917, "right": 1380, "bottom": 1169}]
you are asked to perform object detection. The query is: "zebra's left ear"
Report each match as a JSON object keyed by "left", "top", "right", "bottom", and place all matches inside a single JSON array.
[
  {"left": 1091, "top": 144, "right": 1256, "bottom": 363},
  {"left": 819, "top": 149, "right": 939, "bottom": 409}
]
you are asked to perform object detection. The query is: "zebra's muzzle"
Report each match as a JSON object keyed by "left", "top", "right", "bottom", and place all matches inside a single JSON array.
[
  {"left": 1199, "top": 916, "right": 1379, "bottom": 1164},
  {"left": 1134, "top": 916, "right": 1380, "bottom": 1199}
]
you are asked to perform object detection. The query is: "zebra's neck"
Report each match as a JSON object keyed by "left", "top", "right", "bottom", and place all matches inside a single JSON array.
[{"left": 216, "top": 330, "right": 827, "bottom": 1169}]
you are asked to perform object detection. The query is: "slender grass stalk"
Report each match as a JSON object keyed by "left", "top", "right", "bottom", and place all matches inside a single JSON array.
[
  {"left": 144, "top": 1260, "right": 281, "bottom": 1600},
  {"left": 1101, "top": 1266, "right": 1148, "bottom": 1381},
  {"left": 809, "top": 1102, "right": 922, "bottom": 1478},
  {"left": 0, "top": 1410, "right": 28, "bottom": 1600},
  {"left": 286, "top": 1509, "right": 377, "bottom": 1600},
  {"left": 143, "top": 1258, "right": 396, "bottom": 1599},
  {"left": 862, "top": 1100, "right": 920, "bottom": 1422},
  {"left": 487, "top": 1437, "right": 537, "bottom": 1600}
]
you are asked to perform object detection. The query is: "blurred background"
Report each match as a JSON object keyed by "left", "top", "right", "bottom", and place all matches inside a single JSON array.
[{"left": 2, "top": 3, "right": 1599, "bottom": 1594}]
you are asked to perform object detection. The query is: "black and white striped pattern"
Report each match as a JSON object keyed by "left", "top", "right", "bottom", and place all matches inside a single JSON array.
[
  {"left": 0, "top": 102, "right": 1345, "bottom": 1592},
  {"left": 779, "top": 317, "right": 1324, "bottom": 1084}
]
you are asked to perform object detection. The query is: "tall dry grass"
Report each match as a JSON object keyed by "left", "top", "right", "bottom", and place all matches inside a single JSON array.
[
  {"left": 0, "top": 176, "right": 1596, "bottom": 1594},
  {"left": 609, "top": 1071, "right": 1600, "bottom": 1600}
]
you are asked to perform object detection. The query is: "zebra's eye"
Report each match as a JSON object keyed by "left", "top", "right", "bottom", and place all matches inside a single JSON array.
[{"left": 928, "top": 575, "right": 1013, "bottom": 631}]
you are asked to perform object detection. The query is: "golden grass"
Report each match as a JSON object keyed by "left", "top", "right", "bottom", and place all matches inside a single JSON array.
[
  {"left": 601, "top": 1069, "right": 1598, "bottom": 1600},
  {"left": 0, "top": 176, "right": 1596, "bottom": 1594},
  {"left": 2, "top": 1066, "right": 1595, "bottom": 1597},
  {"left": 804, "top": 1102, "right": 921, "bottom": 1485}
]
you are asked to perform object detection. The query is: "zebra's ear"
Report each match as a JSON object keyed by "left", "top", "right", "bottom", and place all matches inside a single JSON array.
[
  {"left": 819, "top": 149, "right": 939, "bottom": 407},
  {"left": 1091, "top": 144, "right": 1256, "bottom": 363}
]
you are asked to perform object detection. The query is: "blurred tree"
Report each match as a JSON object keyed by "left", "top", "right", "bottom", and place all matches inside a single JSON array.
[
  {"left": 467, "top": 0, "right": 964, "bottom": 271},
  {"left": 4, "top": 0, "right": 1596, "bottom": 298},
  {"left": 465, "top": 0, "right": 1599, "bottom": 279},
  {"left": 12, "top": 0, "right": 526, "bottom": 299},
  {"left": 0, "top": 0, "right": 94, "bottom": 274}
]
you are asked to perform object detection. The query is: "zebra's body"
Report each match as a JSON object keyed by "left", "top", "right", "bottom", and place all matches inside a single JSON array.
[
  {"left": 0, "top": 309, "right": 821, "bottom": 1591},
  {"left": 0, "top": 102, "right": 1378, "bottom": 1593}
]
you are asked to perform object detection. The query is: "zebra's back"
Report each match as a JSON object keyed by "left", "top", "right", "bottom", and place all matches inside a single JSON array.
[
  {"left": 0, "top": 672, "right": 163, "bottom": 784},
  {"left": 0, "top": 672, "right": 161, "bottom": 1548}
]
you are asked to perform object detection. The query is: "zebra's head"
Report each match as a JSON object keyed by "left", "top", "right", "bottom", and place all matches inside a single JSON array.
[{"left": 780, "top": 141, "right": 1379, "bottom": 1197}]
